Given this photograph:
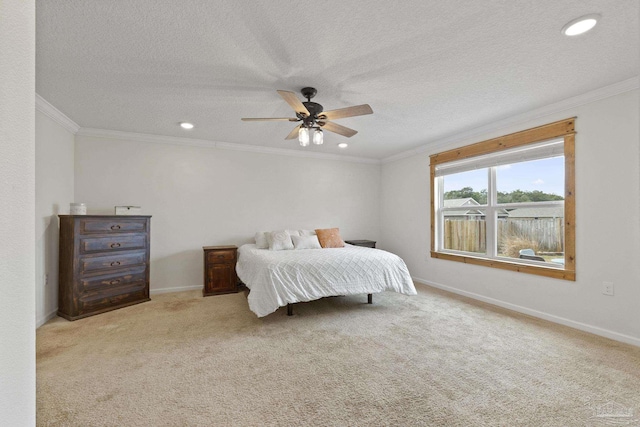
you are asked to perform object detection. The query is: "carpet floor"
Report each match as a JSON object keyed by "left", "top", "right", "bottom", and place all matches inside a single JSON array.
[{"left": 37, "top": 283, "right": 640, "bottom": 426}]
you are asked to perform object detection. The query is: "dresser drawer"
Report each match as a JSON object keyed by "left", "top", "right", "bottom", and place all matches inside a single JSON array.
[
  {"left": 80, "top": 268, "right": 147, "bottom": 293},
  {"left": 80, "top": 235, "right": 146, "bottom": 254},
  {"left": 207, "top": 250, "right": 235, "bottom": 264},
  {"left": 80, "top": 251, "right": 146, "bottom": 273},
  {"left": 78, "top": 286, "right": 148, "bottom": 314},
  {"left": 79, "top": 218, "right": 147, "bottom": 234}
]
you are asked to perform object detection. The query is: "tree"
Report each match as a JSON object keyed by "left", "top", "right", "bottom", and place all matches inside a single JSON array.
[{"left": 445, "top": 188, "right": 562, "bottom": 204}]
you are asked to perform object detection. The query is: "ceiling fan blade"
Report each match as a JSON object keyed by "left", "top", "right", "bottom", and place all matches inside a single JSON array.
[
  {"left": 285, "top": 124, "right": 302, "bottom": 140},
  {"left": 241, "top": 117, "right": 299, "bottom": 121},
  {"left": 321, "top": 121, "right": 358, "bottom": 138},
  {"left": 320, "top": 104, "right": 373, "bottom": 121},
  {"left": 277, "top": 90, "right": 310, "bottom": 116}
]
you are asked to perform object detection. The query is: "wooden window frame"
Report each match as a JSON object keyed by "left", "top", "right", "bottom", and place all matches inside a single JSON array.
[{"left": 430, "top": 118, "right": 576, "bottom": 281}]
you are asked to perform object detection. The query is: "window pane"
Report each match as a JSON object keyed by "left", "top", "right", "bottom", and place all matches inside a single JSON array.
[
  {"left": 443, "top": 210, "right": 486, "bottom": 254},
  {"left": 443, "top": 168, "right": 488, "bottom": 204},
  {"left": 496, "top": 157, "right": 564, "bottom": 202},
  {"left": 497, "top": 204, "right": 565, "bottom": 264},
  {"left": 431, "top": 119, "right": 575, "bottom": 279}
]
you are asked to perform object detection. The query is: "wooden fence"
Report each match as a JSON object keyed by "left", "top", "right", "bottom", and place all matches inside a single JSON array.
[
  {"left": 444, "top": 218, "right": 564, "bottom": 253},
  {"left": 444, "top": 219, "right": 486, "bottom": 252}
]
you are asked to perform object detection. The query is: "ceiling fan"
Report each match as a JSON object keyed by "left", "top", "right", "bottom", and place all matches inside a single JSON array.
[{"left": 241, "top": 87, "right": 373, "bottom": 146}]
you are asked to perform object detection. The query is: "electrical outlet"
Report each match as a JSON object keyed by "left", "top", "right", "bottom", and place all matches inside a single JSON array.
[
  {"left": 602, "top": 282, "right": 614, "bottom": 296},
  {"left": 45, "top": 273, "right": 49, "bottom": 286}
]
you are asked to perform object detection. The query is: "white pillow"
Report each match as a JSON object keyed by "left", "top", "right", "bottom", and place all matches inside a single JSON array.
[
  {"left": 291, "top": 234, "right": 322, "bottom": 250},
  {"left": 254, "top": 232, "right": 269, "bottom": 249},
  {"left": 287, "top": 229, "right": 301, "bottom": 237},
  {"left": 299, "top": 229, "right": 317, "bottom": 236},
  {"left": 267, "top": 230, "right": 294, "bottom": 251}
]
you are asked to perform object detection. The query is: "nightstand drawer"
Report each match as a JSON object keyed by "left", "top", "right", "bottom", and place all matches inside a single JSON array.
[
  {"left": 207, "top": 250, "right": 235, "bottom": 264},
  {"left": 80, "top": 235, "right": 146, "bottom": 253},
  {"left": 79, "top": 218, "right": 147, "bottom": 234}
]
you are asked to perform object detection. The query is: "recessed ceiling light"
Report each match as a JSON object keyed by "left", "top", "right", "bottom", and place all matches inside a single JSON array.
[
  {"left": 338, "top": 143, "right": 348, "bottom": 149},
  {"left": 562, "top": 14, "right": 599, "bottom": 36},
  {"left": 180, "top": 122, "right": 194, "bottom": 130}
]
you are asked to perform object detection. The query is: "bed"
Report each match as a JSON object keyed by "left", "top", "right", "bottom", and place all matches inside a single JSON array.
[{"left": 236, "top": 243, "right": 417, "bottom": 317}]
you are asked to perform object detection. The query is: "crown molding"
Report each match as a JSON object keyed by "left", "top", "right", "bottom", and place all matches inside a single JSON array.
[
  {"left": 76, "top": 128, "right": 218, "bottom": 148},
  {"left": 381, "top": 76, "right": 640, "bottom": 164},
  {"left": 76, "top": 127, "right": 381, "bottom": 165},
  {"left": 35, "top": 94, "right": 80, "bottom": 134}
]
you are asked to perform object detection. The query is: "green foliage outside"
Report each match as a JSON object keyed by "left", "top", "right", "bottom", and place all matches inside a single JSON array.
[{"left": 444, "top": 187, "right": 563, "bottom": 204}]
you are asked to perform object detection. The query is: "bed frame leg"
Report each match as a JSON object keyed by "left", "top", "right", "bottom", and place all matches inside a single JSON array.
[
  {"left": 367, "top": 293, "right": 373, "bottom": 304},
  {"left": 287, "top": 303, "right": 293, "bottom": 316}
]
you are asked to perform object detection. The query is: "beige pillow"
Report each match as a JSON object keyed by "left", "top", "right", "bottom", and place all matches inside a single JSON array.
[{"left": 315, "top": 228, "right": 345, "bottom": 248}]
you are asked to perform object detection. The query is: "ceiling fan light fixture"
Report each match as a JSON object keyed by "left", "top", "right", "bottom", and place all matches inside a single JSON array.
[
  {"left": 562, "top": 14, "right": 599, "bottom": 36},
  {"left": 313, "top": 128, "right": 323, "bottom": 145},
  {"left": 243, "top": 88, "right": 373, "bottom": 147},
  {"left": 299, "top": 127, "right": 310, "bottom": 146}
]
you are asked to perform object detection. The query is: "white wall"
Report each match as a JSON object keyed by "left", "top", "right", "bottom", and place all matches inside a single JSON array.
[
  {"left": 74, "top": 135, "right": 381, "bottom": 293},
  {"left": 380, "top": 88, "right": 640, "bottom": 345},
  {"left": 0, "top": 0, "right": 36, "bottom": 424},
  {"left": 35, "top": 110, "right": 75, "bottom": 326}
]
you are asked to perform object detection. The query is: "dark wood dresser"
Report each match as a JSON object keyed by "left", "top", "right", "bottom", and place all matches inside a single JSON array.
[
  {"left": 203, "top": 245, "right": 238, "bottom": 296},
  {"left": 58, "top": 215, "right": 151, "bottom": 320}
]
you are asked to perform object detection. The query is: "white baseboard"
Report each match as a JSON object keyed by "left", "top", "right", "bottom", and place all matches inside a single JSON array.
[
  {"left": 150, "top": 285, "right": 202, "bottom": 295},
  {"left": 36, "top": 309, "right": 59, "bottom": 328},
  {"left": 413, "top": 277, "right": 640, "bottom": 348}
]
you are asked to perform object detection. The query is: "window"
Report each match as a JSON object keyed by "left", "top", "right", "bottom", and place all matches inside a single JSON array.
[{"left": 430, "top": 118, "right": 576, "bottom": 280}]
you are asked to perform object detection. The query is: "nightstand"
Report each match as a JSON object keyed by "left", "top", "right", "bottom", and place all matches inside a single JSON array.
[
  {"left": 344, "top": 240, "right": 376, "bottom": 248},
  {"left": 203, "top": 245, "right": 238, "bottom": 296}
]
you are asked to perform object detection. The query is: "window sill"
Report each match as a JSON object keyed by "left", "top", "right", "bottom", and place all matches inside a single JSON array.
[{"left": 431, "top": 251, "right": 576, "bottom": 281}]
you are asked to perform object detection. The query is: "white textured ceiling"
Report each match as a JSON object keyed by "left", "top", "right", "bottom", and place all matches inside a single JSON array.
[{"left": 36, "top": 0, "right": 639, "bottom": 160}]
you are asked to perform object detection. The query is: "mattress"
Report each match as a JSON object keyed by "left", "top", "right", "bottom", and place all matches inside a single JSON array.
[{"left": 236, "top": 243, "right": 416, "bottom": 317}]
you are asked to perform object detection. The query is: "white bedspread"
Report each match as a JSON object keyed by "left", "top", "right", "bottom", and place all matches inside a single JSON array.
[{"left": 236, "top": 243, "right": 416, "bottom": 317}]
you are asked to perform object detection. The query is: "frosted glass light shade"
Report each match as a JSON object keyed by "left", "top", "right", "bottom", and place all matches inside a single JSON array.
[
  {"left": 299, "top": 127, "right": 310, "bottom": 146},
  {"left": 313, "top": 128, "right": 323, "bottom": 145}
]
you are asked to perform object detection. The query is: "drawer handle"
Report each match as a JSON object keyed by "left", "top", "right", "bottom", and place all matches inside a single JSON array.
[
  {"left": 110, "top": 261, "right": 121, "bottom": 267},
  {"left": 217, "top": 255, "right": 225, "bottom": 258},
  {"left": 111, "top": 225, "right": 121, "bottom": 230},
  {"left": 110, "top": 243, "right": 121, "bottom": 248},
  {"left": 109, "top": 279, "right": 121, "bottom": 285}
]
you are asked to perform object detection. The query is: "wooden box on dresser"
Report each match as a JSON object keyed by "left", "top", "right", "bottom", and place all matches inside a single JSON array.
[
  {"left": 203, "top": 245, "right": 238, "bottom": 296},
  {"left": 58, "top": 215, "right": 151, "bottom": 320}
]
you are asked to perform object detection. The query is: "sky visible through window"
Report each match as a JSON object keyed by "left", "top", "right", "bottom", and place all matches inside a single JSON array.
[{"left": 443, "top": 156, "right": 565, "bottom": 198}]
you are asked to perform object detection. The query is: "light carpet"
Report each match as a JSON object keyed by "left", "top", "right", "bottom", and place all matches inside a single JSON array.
[{"left": 37, "top": 283, "right": 640, "bottom": 426}]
